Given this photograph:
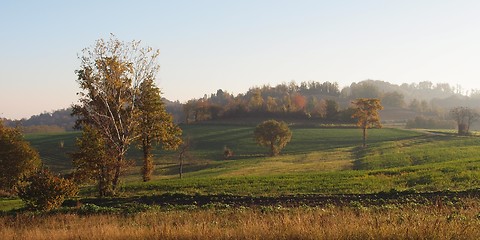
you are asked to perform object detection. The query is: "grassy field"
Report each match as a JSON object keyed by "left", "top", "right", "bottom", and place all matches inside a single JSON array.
[
  {"left": 21, "top": 124, "right": 480, "bottom": 197},
  {"left": 2, "top": 124, "right": 480, "bottom": 239}
]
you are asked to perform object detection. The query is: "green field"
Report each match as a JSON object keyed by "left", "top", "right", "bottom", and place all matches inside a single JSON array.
[
  {"left": 18, "top": 124, "right": 480, "bottom": 199},
  {"left": 1, "top": 123, "right": 479, "bottom": 240}
]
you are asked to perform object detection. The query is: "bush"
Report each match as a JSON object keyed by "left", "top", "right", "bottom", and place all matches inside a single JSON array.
[
  {"left": 18, "top": 169, "right": 78, "bottom": 211},
  {"left": 223, "top": 146, "right": 234, "bottom": 159},
  {"left": 406, "top": 116, "right": 455, "bottom": 129}
]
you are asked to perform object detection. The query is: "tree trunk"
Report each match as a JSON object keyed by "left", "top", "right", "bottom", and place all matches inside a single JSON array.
[
  {"left": 270, "top": 142, "right": 275, "bottom": 156},
  {"left": 111, "top": 155, "right": 122, "bottom": 195},
  {"left": 142, "top": 137, "right": 153, "bottom": 182},
  {"left": 458, "top": 123, "right": 468, "bottom": 135},
  {"left": 362, "top": 127, "right": 367, "bottom": 148},
  {"left": 98, "top": 168, "right": 105, "bottom": 197},
  {"left": 142, "top": 154, "right": 153, "bottom": 182},
  {"left": 179, "top": 155, "right": 183, "bottom": 179}
]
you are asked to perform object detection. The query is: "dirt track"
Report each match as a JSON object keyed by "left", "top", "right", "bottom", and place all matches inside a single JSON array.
[{"left": 71, "top": 189, "right": 480, "bottom": 208}]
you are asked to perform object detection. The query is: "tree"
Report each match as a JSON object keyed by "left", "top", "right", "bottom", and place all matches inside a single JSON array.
[
  {"left": 292, "top": 94, "right": 307, "bottom": 112},
  {"left": 382, "top": 91, "right": 405, "bottom": 108},
  {"left": 266, "top": 96, "right": 278, "bottom": 112},
  {"left": 183, "top": 100, "right": 196, "bottom": 124},
  {"left": 325, "top": 99, "right": 339, "bottom": 121},
  {"left": 254, "top": 120, "right": 292, "bottom": 156},
  {"left": 350, "top": 82, "right": 380, "bottom": 99},
  {"left": 351, "top": 98, "right": 383, "bottom": 147},
  {"left": 450, "top": 107, "right": 479, "bottom": 135},
  {"left": 409, "top": 99, "right": 421, "bottom": 112},
  {"left": 71, "top": 125, "right": 117, "bottom": 196},
  {"left": 248, "top": 88, "right": 264, "bottom": 111},
  {"left": 177, "top": 137, "right": 192, "bottom": 179},
  {"left": 137, "top": 78, "right": 182, "bottom": 182},
  {"left": 0, "top": 120, "right": 41, "bottom": 192},
  {"left": 72, "top": 35, "right": 161, "bottom": 195}
]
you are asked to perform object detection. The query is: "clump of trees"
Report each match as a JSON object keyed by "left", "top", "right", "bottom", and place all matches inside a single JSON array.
[
  {"left": 0, "top": 120, "right": 76, "bottom": 210},
  {"left": 182, "top": 81, "right": 348, "bottom": 123},
  {"left": 254, "top": 120, "right": 292, "bottom": 156},
  {"left": 0, "top": 120, "right": 41, "bottom": 192},
  {"left": 71, "top": 35, "right": 181, "bottom": 196},
  {"left": 351, "top": 98, "right": 383, "bottom": 147}
]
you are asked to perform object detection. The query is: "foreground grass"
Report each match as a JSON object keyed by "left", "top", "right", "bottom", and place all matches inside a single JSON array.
[{"left": 2, "top": 199, "right": 480, "bottom": 240}]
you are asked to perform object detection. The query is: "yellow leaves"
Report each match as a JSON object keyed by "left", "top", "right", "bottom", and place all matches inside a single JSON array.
[{"left": 352, "top": 98, "right": 383, "bottom": 129}]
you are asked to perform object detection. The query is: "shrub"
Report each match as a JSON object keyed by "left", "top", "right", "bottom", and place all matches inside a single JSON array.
[
  {"left": 223, "top": 146, "right": 234, "bottom": 159},
  {"left": 405, "top": 116, "right": 455, "bottom": 129},
  {"left": 18, "top": 169, "right": 78, "bottom": 211}
]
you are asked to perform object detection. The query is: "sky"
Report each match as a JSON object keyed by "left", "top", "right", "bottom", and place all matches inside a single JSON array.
[{"left": 1, "top": 0, "right": 480, "bottom": 119}]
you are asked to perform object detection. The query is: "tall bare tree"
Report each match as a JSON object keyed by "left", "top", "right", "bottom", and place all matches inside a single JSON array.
[
  {"left": 351, "top": 98, "right": 383, "bottom": 147},
  {"left": 72, "top": 35, "right": 160, "bottom": 195}
]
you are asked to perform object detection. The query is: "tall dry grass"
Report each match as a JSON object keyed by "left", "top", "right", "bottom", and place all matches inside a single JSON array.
[{"left": 1, "top": 201, "right": 480, "bottom": 240}]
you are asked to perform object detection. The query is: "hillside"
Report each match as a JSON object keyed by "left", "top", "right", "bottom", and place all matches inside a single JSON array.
[
  {"left": 6, "top": 80, "right": 480, "bottom": 133},
  {"left": 24, "top": 124, "right": 480, "bottom": 196}
]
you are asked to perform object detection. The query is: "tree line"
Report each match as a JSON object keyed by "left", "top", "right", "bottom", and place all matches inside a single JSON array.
[
  {"left": 177, "top": 80, "right": 480, "bottom": 125},
  {"left": 4, "top": 78, "right": 480, "bottom": 131}
]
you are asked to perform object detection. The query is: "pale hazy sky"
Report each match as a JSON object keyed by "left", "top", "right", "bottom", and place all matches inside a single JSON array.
[{"left": 1, "top": 0, "right": 480, "bottom": 119}]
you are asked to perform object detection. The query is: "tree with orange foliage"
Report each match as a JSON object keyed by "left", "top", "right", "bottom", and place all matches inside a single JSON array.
[
  {"left": 351, "top": 98, "right": 383, "bottom": 147},
  {"left": 292, "top": 94, "right": 307, "bottom": 112}
]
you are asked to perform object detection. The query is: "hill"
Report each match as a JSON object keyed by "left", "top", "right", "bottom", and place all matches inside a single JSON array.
[
  {"left": 24, "top": 124, "right": 480, "bottom": 196},
  {"left": 6, "top": 80, "right": 480, "bottom": 132}
]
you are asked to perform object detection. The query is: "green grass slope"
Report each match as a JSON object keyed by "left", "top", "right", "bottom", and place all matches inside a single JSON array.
[
  {"left": 24, "top": 125, "right": 480, "bottom": 197},
  {"left": 26, "top": 132, "right": 80, "bottom": 173}
]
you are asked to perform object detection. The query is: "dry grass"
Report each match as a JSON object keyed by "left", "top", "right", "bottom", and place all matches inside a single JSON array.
[{"left": 2, "top": 200, "right": 480, "bottom": 240}]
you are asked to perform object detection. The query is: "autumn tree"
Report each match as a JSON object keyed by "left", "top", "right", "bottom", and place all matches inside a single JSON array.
[
  {"left": 137, "top": 78, "right": 182, "bottom": 182},
  {"left": 351, "top": 98, "right": 383, "bottom": 147},
  {"left": 248, "top": 89, "right": 264, "bottom": 111},
  {"left": 450, "top": 106, "right": 479, "bottom": 135},
  {"left": 266, "top": 97, "right": 279, "bottom": 112},
  {"left": 71, "top": 125, "right": 117, "bottom": 196},
  {"left": 292, "top": 94, "right": 307, "bottom": 112},
  {"left": 254, "top": 120, "right": 292, "bottom": 156},
  {"left": 72, "top": 35, "right": 161, "bottom": 195},
  {"left": 0, "top": 120, "right": 41, "bottom": 192}
]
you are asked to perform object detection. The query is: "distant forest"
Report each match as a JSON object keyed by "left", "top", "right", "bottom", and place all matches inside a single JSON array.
[{"left": 4, "top": 80, "right": 480, "bottom": 133}]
